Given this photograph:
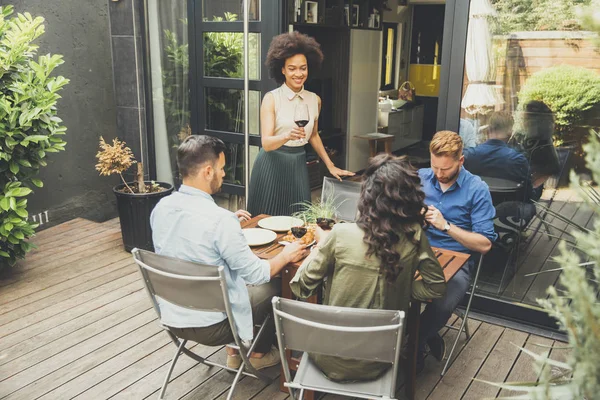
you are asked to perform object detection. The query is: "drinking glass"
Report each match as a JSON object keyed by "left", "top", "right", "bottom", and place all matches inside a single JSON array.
[{"left": 294, "top": 103, "right": 310, "bottom": 144}]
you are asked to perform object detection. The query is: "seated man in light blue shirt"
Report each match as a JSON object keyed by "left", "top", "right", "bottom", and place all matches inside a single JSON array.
[
  {"left": 150, "top": 135, "right": 308, "bottom": 370},
  {"left": 417, "top": 131, "right": 497, "bottom": 373}
]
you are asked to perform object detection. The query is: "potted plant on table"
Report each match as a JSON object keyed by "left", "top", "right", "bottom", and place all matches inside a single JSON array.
[{"left": 96, "top": 137, "right": 173, "bottom": 252}]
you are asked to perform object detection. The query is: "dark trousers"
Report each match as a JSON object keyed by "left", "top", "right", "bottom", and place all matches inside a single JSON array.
[
  {"left": 170, "top": 278, "right": 281, "bottom": 354},
  {"left": 417, "top": 259, "right": 474, "bottom": 354}
]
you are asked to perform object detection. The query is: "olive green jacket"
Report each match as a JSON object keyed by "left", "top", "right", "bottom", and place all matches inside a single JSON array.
[{"left": 290, "top": 222, "right": 446, "bottom": 382}]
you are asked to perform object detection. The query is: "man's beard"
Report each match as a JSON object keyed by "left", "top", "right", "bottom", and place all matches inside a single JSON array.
[
  {"left": 210, "top": 176, "right": 222, "bottom": 193},
  {"left": 437, "top": 168, "right": 460, "bottom": 184}
]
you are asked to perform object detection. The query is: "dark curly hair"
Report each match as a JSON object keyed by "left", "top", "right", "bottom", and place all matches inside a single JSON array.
[
  {"left": 356, "top": 154, "right": 428, "bottom": 283},
  {"left": 265, "top": 32, "right": 324, "bottom": 84}
]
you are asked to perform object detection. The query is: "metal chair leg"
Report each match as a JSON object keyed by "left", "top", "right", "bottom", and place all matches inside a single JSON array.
[
  {"left": 441, "top": 255, "right": 483, "bottom": 377},
  {"left": 159, "top": 339, "right": 187, "bottom": 399},
  {"left": 226, "top": 363, "right": 245, "bottom": 400},
  {"left": 299, "top": 388, "right": 305, "bottom": 400}
]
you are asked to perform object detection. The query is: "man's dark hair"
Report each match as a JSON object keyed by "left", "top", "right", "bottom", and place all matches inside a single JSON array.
[
  {"left": 266, "top": 31, "right": 324, "bottom": 84},
  {"left": 177, "top": 135, "right": 226, "bottom": 179}
]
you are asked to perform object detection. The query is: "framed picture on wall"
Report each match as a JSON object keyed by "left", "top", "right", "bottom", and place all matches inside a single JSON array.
[
  {"left": 352, "top": 4, "right": 359, "bottom": 27},
  {"left": 304, "top": 1, "right": 318, "bottom": 24}
]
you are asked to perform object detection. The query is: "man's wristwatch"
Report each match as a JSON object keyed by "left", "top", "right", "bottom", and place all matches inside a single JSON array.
[{"left": 442, "top": 222, "right": 451, "bottom": 232}]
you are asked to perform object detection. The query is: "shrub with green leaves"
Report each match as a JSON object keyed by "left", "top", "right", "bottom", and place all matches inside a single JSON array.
[
  {"left": 0, "top": 6, "right": 69, "bottom": 269},
  {"left": 517, "top": 65, "right": 600, "bottom": 133}
]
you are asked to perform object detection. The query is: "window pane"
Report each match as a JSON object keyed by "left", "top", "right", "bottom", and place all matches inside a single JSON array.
[
  {"left": 147, "top": 0, "right": 190, "bottom": 186},
  {"left": 214, "top": 193, "right": 245, "bottom": 212},
  {"left": 205, "top": 88, "right": 260, "bottom": 135},
  {"left": 457, "top": 0, "right": 600, "bottom": 308},
  {"left": 203, "top": 0, "right": 259, "bottom": 22},
  {"left": 221, "top": 143, "right": 260, "bottom": 186},
  {"left": 203, "top": 32, "right": 260, "bottom": 80}
]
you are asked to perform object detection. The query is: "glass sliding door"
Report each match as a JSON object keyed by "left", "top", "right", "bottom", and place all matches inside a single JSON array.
[
  {"left": 445, "top": 0, "right": 600, "bottom": 329},
  {"left": 191, "top": 0, "right": 280, "bottom": 206}
]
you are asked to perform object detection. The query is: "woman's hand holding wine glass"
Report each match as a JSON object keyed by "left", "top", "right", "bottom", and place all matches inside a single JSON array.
[
  {"left": 287, "top": 126, "right": 306, "bottom": 142},
  {"left": 292, "top": 103, "right": 310, "bottom": 144}
]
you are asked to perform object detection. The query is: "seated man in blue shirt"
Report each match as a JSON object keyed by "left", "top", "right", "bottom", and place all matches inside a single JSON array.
[
  {"left": 150, "top": 135, "right": 308, "bottom": 371},
  {"left": 418, "top": 131, "right": 497, "bottom": 372},
  {"left": 463, "top": 111, "right": 538, "bottom": 203}
]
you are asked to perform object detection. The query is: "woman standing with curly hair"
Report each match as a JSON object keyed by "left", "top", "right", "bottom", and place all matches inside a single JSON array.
[
  {"left": 247, "top": 32, "right": 354, "bottom": 216},
  {"left": 289, "top": 154, "right": 446, "bottom": 382}
]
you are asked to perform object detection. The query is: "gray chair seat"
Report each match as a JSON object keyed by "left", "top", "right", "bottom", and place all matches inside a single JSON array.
[{"left": 292, "top": 354, "right": 395, "bottom": 399}]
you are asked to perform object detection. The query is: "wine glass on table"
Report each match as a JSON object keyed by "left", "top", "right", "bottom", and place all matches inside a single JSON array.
[
  {"left": 294, "top": 103, "right": 310, "bottom": 145},
  {"left": 290, "top": 214, "right": 307, "bottom": 241}
]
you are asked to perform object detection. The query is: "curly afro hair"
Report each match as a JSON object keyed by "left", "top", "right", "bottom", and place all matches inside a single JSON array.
[{"left": 265, "top": 32, "right": 324, "bottom": 85}]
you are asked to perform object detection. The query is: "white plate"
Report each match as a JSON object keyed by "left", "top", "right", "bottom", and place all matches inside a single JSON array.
[
  {"left": 257, "top": 216, "right": 303, "bottom": 233},
  {"left": 279, "top": 240, "right": 316, "bottom": 247},
  {"left": 243, "top": 228, "right": 277, "bottom": 247}
]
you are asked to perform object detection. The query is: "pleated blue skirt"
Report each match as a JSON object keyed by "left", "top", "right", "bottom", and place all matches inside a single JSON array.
[{"left": 247, "top": 146, "right": 311, "bottom": 216}]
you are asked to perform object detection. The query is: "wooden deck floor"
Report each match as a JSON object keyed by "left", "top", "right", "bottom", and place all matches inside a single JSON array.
[{"left": 0, "top": 218, "right": 570, "bottom": 400}]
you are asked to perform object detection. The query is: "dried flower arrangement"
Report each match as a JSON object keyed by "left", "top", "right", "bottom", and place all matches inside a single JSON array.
[{"left": 95, "top": 137, "right": 164, "bottom": 194}]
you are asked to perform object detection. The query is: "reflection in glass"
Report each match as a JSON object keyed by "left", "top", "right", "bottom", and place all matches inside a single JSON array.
[
  {"left": 203, "top": 0, "right": 259, "bottom": 21},
  {"left": 221, "top": 144, "right": 259, "bottom": 186},
  {"left": 203, "top": 32, "right": 260, "bottom": 80},
  {"left": 214, "top": 192, "right": 245, "bottom": 213},
  {"left": 458, "top": 0, "right": 600, "bottom": 311},
  {"left": 205, "top": 88, "right": 260, "bottom": 135},
  {"left": 148, "top": 0, "right": 190, "bottom": 186}
]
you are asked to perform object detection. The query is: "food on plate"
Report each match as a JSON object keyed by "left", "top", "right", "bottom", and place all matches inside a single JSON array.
[{"left": 281, "top": 224, "right": 316, "bottom": 244}]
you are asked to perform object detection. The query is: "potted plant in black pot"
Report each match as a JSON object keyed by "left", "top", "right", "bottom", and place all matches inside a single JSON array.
[{"left": 95, "top": 137, "right": 173, "bottom": 252}]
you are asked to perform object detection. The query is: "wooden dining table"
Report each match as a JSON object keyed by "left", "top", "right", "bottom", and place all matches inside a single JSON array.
[{"left": 242, "top": 214, "right": 470, "bottom": 400}]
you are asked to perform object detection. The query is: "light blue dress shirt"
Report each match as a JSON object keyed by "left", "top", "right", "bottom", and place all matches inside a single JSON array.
[
  {"left": 150, "top": 185, "right": 271, "bottom": 340},
  {"left": 418, "top": 167, "right": 497, "bottom": 253}
]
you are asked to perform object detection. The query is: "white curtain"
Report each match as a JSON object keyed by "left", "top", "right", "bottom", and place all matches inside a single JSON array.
[{"left": 461, "top": 0, "right": 503, "bottom": 115}]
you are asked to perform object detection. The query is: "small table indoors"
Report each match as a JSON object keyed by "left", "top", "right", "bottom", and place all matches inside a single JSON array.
[
  {"left": 354, "top": 133, "right": 395, "bottom": 157},
  {"left": 243, "top": 214, "right": 470, "bottom": 400}
]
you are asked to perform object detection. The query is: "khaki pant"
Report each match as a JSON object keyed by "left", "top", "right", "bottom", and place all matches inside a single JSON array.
[{"left": 170, "top": 278, "right": 280, "bottom": 354}]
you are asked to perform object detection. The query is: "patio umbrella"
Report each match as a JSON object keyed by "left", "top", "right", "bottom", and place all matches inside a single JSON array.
[{"left": 461, "top": 0, "right": 503, "bottom": 115}]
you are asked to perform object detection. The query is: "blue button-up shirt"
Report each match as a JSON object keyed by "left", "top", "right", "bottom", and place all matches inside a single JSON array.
[
  {"left": 463, "top": 139, "right": 534, "bottom": 201},
  {"left": 418, "top": 167, "right": 497, "bottom": 253},
  {"left": 150, "top": 185, "right": 271, "bottom": 340}
]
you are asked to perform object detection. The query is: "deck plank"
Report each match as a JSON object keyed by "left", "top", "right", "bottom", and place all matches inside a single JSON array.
[
  {"left": 0, "top": 259, "right": 136, "bottom": 324},
  {"left": 523, "top": 201, "right": 593, "bottom": 305},
  {"left": 497, "top": 335, "right": 554, "bottom": 398},
  {"left": 0, "top": 272, "right": 140, "bottom": 338},
  {"left": 0, "top": 250, "right": 131, "bottom": 312},
  {"left": 0, "top": 311, "right": 160, "bottom": 399},
  {"left": 0, "top": 218, "right": 572, "bottom": 400},
  {"left": 414, "top": 318, "right": 483, "bottom": 400},
  {"left": 427, "top": 323, "right": 504, "bottom": 399},
  {"left": 461, "top": 327, "right": 528, "bottom": 399},
  {"left": 0, "top": 282, "right": 143, "bottom": 351},
  {"left": 110, "top": 343, "right": 219, "bottom": 400},
  {"left": 0, "top": 238, "right": 124, "bottom": 288},
  {"left": 501, "top": 197, "right": 575, "bottom": 301},
  {"left": 0, "top": 290, "right": 147, "bottom": 367}
]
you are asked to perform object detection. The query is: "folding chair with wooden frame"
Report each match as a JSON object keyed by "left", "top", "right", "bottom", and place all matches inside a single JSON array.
[
  {"left": 132, "top": 248, "right": 272, "bottom": 400},
  {"left": 272, "top": 296, "right": 405, "bottom": 400}
]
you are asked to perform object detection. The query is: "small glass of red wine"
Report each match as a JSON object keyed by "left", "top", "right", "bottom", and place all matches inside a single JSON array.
[
  {"left": 291, "top": 226, "right": 307, "bottom": 239},
  {"left": 294, "top": 103, "right": 309, "bottom": 144}
]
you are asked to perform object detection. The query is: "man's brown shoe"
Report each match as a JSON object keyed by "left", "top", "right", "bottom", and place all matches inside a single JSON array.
[{"left": 249, "top": 346, "right": 281, "bottom": 370}]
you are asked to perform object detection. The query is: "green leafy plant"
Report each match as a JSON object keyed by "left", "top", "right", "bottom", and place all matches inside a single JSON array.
[
  {"left": 491, "top": 0, "right": 593, "bottom": 34},
  {"left": 0, "top": 6, "right": 69, "bottom": 269},
  {"left": 516, "top": 65, "right": 600, "bottom": 134},
  {"left": 292, "top": 197, "right": 342, "bottom": 224}
]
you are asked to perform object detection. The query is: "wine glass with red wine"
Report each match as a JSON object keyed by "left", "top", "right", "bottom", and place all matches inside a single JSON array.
[
  {"left": 291, "top": 226, "right": 307, "bottom": 239},
  {"left": 294, "top": 103, "right": 309, "bottom": 144}
]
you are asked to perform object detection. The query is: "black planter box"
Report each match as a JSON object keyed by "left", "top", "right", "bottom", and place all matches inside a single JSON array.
[{"left": 113, "top": 182, "right": 173, "bottom": 252}]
